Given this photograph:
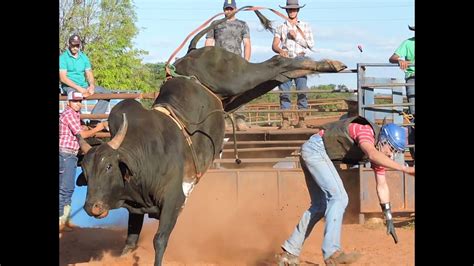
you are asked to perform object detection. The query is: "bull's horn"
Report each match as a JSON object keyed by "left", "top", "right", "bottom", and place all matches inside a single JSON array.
[
  {"left": 108, "top": 113, "right": 128, "bottom": 150},
  {"left": 78, "top": 135, "right": 92, "bottom": 154}
]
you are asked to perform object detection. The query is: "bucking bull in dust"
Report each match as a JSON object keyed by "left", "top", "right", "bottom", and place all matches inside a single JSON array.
[{"left": 76, "top": 8, "right": 347, "bottom": 266}]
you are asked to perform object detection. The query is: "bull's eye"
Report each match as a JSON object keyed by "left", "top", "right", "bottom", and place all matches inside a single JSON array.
[{"left": 106, "top": 164, "right": 112, "bottom": 172}]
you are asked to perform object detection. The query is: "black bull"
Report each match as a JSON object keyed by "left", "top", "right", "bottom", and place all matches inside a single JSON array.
[{"left": 77, "top": 47, "right": 346, "bottom": 265}]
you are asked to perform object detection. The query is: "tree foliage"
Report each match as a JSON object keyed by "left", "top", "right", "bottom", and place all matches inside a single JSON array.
[{"left": 59, "top": 0, "right": 157, "bottom": 92}]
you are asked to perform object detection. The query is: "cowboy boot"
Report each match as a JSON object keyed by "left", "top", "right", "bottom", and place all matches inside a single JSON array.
[
  {"left": 295, "top": 112, "right": 307, "bottom": 129},
  {"left": 59, "top": 205, "right": 74, "bottom": 232},
  {"left": 279, "top": 112, "right": 291, "bottom": 130},
  {"left": 275, "top": 250, "right": 300, "bottom": 266}
]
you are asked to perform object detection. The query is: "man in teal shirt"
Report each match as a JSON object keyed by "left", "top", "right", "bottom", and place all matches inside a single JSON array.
[
  {"left": 60, "top": 34, "right": 110, "bottom": 126},
  {"left": 389, "top": 25, "right": 415, "bottom": 115},
  {"left": 389, "top": 25, "right": 415, "bottom": 159}
]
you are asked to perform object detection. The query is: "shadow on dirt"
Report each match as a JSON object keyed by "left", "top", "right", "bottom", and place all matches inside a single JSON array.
[{"left": 59, "top": 227, "right": 126, "bottom": 266}]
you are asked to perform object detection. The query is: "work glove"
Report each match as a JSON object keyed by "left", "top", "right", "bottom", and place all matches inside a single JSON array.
[{"left": 381, "top": 202, "right": 398, "bottom": 244}]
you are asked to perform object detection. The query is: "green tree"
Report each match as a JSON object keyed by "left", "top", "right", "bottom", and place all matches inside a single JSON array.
[
  {"left": 59, "top": 0, "right": 155, "bottom": 92},
  {"left": 142, "top": 63, "right": 167, "bottom": 91}
]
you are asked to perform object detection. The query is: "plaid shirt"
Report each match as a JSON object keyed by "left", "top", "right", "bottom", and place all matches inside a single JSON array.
[
  {"left": 59, "top": 106, "right": 81, "bottom": 151},
  {"left": 275, "top": 20, "right": 314, "bottom": 58}
]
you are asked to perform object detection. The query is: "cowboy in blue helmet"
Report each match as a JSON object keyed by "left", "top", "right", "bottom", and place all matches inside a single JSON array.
[{"left": 277, "top": 116, "right": 415, "bottom": 265}]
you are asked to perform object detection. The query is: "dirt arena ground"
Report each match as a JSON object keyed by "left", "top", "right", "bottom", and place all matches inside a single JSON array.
[
  {"left": 60, "top": 198, "right": 414, "bottom": 265},
  {"left": 61, "top": 223, "right": 414, "bottom": 266}
]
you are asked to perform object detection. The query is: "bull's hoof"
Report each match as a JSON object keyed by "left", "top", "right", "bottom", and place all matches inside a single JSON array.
[
  {"left": 317, "top": 59, "right": 347, "bottom": 72},
  {"left": 120, "top": 244, "right": 138, "bottom": 256},
  {"left": 328, "top": 60, "right": 348, "bottom": 72}
]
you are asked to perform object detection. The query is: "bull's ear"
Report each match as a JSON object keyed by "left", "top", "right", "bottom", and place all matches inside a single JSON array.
[
  {"left": 119, "top": 161, "right": 134, "bottom": 183},
  {"left": 76, "top": 172, "right": 88, "bottom": 186}
]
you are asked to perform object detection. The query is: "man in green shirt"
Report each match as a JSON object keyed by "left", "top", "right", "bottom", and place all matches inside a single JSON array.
[
  {"left": 59, "top": 34, "right": 110, "bottom": 126},
  {"left": 389, "top": 25, "right": 415, "bottom": 115},
  {"left": 389, "top": 25, "right": 415, "bottom": 159}
]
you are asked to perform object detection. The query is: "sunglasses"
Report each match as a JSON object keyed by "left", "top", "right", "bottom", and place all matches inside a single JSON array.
[{"left": 70, "top": 44, "right": 81, "bottom": 48}]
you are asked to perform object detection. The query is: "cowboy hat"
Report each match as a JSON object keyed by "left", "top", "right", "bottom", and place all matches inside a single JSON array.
[{"left": 279, "top": 0, "right": 306, "bottom": 9}]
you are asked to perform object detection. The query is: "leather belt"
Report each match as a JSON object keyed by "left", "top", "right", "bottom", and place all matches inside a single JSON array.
[{"left": 59, "top": 148, "right": 78, "bottom": 155}]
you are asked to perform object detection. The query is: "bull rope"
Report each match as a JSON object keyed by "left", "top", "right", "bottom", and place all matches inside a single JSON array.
[
  {"left": 153, "top": 76, "right": 243, "bottom": 179},
  {"left": 188, "top": 77, "right": 242, "bottom": 165},
  {"left": 153, "top": 104, "right": 206, "bottom": 180}
]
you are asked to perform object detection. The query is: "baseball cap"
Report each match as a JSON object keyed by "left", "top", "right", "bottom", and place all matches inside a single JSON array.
[
  {"left": 68, "top": 34, "right": 82, "bottom": 45},
  {"left": 223, "top": 0, "right": 237, "bottom": 9},
  {"left": 67, "top": 91, "right": 84, "bottom": 101}
]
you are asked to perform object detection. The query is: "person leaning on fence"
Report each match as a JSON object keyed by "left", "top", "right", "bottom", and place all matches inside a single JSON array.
[
  {"left": 272, "top": 0, "right": 314, "bottom": 129},
  {"left": 276, "top": 116, "right": 415, "bottom": 265},
  {"left": 59, "top": 34, "right": 111, "bottom": 127},
  {"left": 59, "top": 92, "right": 107, "bottom": 233},
  {"left": 205, "top": 0, "right": 251, "bottom": 131},
  {"left": 389, "top": 25, "right": 415, "bottom": 159}
]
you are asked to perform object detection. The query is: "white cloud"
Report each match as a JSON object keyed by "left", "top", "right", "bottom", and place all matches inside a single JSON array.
[
  {"left": 251, "top": 44, "right": 273, "bottom": 54},
  {"left": 315, "top": 26, "right": 370, "bottom": 41},
  {"left": 141, "top": 53, "right": 168, "bottom": 63}
]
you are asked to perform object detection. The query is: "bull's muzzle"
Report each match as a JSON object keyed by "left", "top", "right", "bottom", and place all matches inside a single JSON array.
[{"left": 85, "top": 201, "right": 110, "bottom": 219}]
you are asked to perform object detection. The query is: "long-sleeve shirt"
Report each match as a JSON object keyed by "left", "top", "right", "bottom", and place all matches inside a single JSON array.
[{"left": 59, "top": 106, "right": 81, "bottom": 151}]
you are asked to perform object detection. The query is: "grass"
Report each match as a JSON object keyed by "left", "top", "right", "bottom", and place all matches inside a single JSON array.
[{"left": 402, "top": 220, "right": 415, "bottom": 229}]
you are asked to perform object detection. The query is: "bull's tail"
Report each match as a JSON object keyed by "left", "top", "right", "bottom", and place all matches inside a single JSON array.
[{"left": 254, "top": 10, "right": 274, "bottom": 34}]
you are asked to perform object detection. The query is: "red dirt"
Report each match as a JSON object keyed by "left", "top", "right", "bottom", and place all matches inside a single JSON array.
[
  {"left": 61, "top": 223, "right": 414, "bottom": 265},
  {"left": 60, "top": 195, "right": 414, "bottom": 265}
]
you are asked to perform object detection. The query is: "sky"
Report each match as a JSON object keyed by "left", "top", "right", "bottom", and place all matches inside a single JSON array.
[{"left": 132, "top": 0, "right": 415, "bottom": 89}]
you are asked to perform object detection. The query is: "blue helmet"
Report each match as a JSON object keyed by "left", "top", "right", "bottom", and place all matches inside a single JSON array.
[{"left": 378, "top": 123, "right": 406, "bottom": 153}]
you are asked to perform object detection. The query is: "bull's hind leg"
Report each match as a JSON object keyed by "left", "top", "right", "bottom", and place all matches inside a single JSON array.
[
  {"left": 153, "top": 191, "right": 186, "bottom": 266},
  {"left": 121, "top": 213, "right": 144, "bottom": 256}
]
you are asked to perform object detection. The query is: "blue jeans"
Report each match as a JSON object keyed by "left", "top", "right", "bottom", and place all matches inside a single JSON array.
[
  {"left": 279, "top": 56, "right": 308, "bottom": 110},
  {"left": 59, "top": 152, "right": 78, "bottom": 217},
  {"left": 282, "top": 134, "right": 348, "bottom": 260},
  {"left": 406, "top": 76, "right": 415, "bottom": 115},
  {"left": 62, "top": 85, "right": 110, "bottom": 116}
]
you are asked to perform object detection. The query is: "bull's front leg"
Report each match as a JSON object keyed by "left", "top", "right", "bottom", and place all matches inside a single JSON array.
[
  {"left": 121, "top": 212, "right": 144, "bottom": 256},
  {"left": 153, "top": 191, "right": 186, "bottom": 266}
]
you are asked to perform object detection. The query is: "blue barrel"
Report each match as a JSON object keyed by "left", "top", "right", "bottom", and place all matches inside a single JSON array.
[{"left": 70, "top": 167, "right": 154, "bottom": 227}]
